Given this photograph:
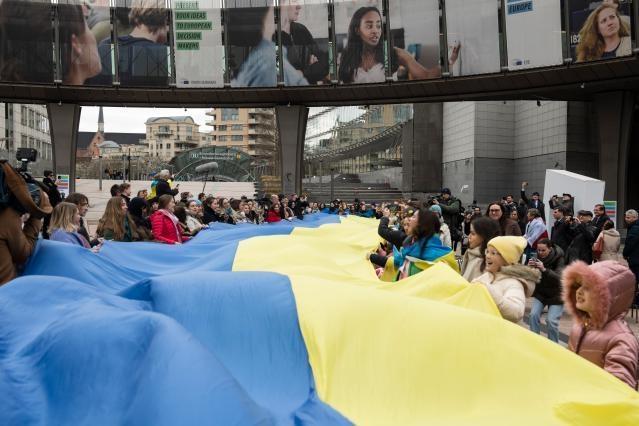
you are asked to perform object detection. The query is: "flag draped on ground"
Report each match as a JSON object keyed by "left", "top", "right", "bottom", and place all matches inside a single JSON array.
[{"left": 1, "top": 214, "right": 638, "bottom": 425}]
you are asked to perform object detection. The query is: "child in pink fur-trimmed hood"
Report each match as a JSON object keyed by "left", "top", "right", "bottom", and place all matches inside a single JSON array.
[{"left": 562, "top": 260, "right": 639, "bottom": 389}]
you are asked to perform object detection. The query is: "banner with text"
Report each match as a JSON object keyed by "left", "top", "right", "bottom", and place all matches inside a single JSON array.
[{"left": 173, "top": 0, "right": 224, "bottom": 88}]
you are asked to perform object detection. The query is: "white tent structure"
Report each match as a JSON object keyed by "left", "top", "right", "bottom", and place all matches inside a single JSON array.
[{"left": 543, "top": 169, "right": 606, "bottom": 230}]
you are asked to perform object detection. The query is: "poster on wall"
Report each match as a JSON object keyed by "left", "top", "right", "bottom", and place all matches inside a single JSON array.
[
  {"left": 388, "top": 0, "right": 443, "bottom": 81},
  {"left": 227, "top": 0, "right": 280, "bottom": 87},
  {"left": 280, "top": 0, "right": 330, "bottom": 86},
  {"left": 0, "top": 0, "right": 54, "bottom": 84},
  {"left": 57, "top": 174, "right": 70, "bottom": 199},
  {"left": 172, "top": 0, "right": 224, "bottom": 87},
  {"left": 87, "top": 0, "right": 171, "bottom": 87},
  {"left": 445, "top": 0, "right": 500, "bottom": 76},
  {"left": 569, "top": 0, "right": 633, "bottom": 63},
  {"left": 504, "top": 0, "right": 563, "bottom": 70}
]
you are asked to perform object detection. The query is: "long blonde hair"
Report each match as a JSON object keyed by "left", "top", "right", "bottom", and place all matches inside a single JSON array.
[
  {"left": 576, "top": 4, "right": 630, "bottom": 62},
  {"left": 97, "top": 196, "right": 126, "bottom": 240},
  {"left": 49, "top": 202, "right": 79, "bottom": 233}
]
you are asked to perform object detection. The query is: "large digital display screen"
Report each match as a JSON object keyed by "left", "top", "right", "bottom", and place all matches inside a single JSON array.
[{"left": 569, "top": 0, "right": 634, "bottom": 63}]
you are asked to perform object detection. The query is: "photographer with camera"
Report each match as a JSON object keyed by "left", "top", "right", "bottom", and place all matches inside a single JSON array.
[
  {"left": 0, "top": 159, "right": 52, "bottom": 286},
  {"left": 431, "top": 188, "right": 463, "bottom": 251}
]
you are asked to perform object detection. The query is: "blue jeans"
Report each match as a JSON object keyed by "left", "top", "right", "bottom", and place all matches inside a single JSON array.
[{"left": 529, "top": 298, "right": 563, "bottom": 343}]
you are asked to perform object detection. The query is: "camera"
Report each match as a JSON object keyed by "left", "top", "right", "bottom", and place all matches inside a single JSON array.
[
  {"left": 16, "top": 148, "right": 37, "bottom": 164},
  {"left": 0, "top": 149, "right": 41, "bottom": 214}
]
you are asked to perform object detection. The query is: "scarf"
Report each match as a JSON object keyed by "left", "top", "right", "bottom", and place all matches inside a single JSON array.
[{"left": 393, "top": 235, "right": 452, "bottom": 269}]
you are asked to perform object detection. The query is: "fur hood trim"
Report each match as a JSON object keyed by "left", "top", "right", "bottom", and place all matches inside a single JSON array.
[
  {"left": 562, "top": 261, "right": 635, "bottom": 329},
  {"left": 497, "top": 264, "right": 541, "bottom": 297}
]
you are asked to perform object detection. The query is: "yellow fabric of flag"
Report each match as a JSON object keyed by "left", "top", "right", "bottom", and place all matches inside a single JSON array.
[{"left": 234, "top": 216, "right": 639, "bottom": 425}]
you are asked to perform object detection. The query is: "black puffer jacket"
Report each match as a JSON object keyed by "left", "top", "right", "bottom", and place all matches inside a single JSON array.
[
  {"left": 532, "top": 246, "right": 565, "bottom": 306},
  {"left": 565, "top": 222, "right": 596, "bottom": 265}
]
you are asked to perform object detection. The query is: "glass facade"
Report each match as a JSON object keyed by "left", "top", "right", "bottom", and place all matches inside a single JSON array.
[
  {"left": 0, "top": 1, "right": 635, "bottom": 87},
  {"left": 304, "top": 104, "right": 412, "bottom": 176}
]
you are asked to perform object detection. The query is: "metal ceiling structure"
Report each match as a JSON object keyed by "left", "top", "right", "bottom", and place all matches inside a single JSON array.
[{"left": 2, "top": 56, "right": 639, "bottom": 107}]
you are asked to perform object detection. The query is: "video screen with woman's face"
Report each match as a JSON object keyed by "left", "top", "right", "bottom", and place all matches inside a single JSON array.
[
  {"left": 58, "top": 0, "right": 110, "bottom": 86},
  {"left": 0, "top": 0, "right": 54, "bottom": 84},
  {"left": 570, "top": 0, "right": 634, "bottom": 63},
  {"left": 334, "top": 0, "right": 386, "bottom": 85},
  {"left": 280, "top": 0, "right": 330, "bottom": 86},
  {"left": 445, "top": 0, "right": 500, "bottom": 77}
]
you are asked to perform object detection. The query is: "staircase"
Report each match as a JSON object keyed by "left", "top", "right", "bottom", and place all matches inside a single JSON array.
[{"left": 302, "top": 182, "right": 402, "bottom": 203}]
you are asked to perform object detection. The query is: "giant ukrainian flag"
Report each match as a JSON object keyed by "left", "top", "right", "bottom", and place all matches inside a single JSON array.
[{"left": 1, "top": 214, "right": 637, "bottom": 425}]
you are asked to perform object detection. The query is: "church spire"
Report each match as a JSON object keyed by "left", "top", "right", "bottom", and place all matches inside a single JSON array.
[{"left": 98, "top": 106, "right": 104, "bottom": 134}]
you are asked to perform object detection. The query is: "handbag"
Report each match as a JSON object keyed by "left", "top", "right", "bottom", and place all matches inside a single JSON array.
[{"left": 592, "top": 233, "right": 604, "bottom": 260}]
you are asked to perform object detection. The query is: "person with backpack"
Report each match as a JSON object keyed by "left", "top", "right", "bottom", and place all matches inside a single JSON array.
[{"left": 432, "top": 188, "right": 463, "bottom": 251}]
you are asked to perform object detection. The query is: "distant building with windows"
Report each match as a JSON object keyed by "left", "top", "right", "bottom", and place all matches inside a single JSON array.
[
  {"left": 142, "top": 116, "right": 213, "bottom": 161},
  {"left": 206, "top": 108, "right": 276, "bottom": 159},
  {"left": 0, "top": 103, "right": 52, "bottom": 175}
]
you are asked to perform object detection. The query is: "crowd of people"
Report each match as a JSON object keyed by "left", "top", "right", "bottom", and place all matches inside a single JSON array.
[
  {"left": 365, "top": 184, "right": 639, "bottom": 389},
  {"left": 2, "top": 163, "right": 638, "bottom": 389}
]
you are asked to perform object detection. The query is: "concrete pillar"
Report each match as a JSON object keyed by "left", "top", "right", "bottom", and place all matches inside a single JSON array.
[
  {"left": 592, "top": 92, "right": 635, "bottom": 223},
  {"left": 46, "top": 103, "right": 81, "bottom": 193},
  {"left": 402, "top": 103, "right": 443, "bottom": 196},
  {"left": 275, "top": 105, "right": 308, "bottom": 195}
]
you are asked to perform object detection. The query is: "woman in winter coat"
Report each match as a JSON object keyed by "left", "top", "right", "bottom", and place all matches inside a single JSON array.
[
  {"left": 486, "top": 202, "right": 522, "bottom": 237},
  {"left": 202, "top": 197, "right": 222, "bottom": 225},
  {"left": 474, "top": 236, "right": 541, "bottom": 323},
  {"left": 461, "top": 216, "right": 500, "bottom": 282},
  {"left": 127, "top": 197, "right": 153, "bottom": 241},
  {"left": 185, "top": 200, "right": 206, "bottom": 234},
  {"left": 562, "top": 260, "right": 638, "bottom": 389},
  {"left": 527, "top": 239, "right": 565, "bottom": 342},
  {"left": 96, "top": 196, "right": 140, "bottom": 242},
  {"left": 265, "top": 203, "right": 283, "bottom": 223},
  {"left": 150, "top": 194, "right": 189, "bottom": 245},
  {"left": 49, "top": 202, "right": 91, "bottom": 248},
  {"left": 370, "top": 209, "right": 458, "bottom": 281},
  {"left": 599, "top": 220, "right": 622, "bottom": 262}
]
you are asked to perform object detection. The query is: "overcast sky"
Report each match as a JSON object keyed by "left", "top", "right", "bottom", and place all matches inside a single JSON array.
[{"left": 79, "top": 107, "right": 214, "bottom": 134}]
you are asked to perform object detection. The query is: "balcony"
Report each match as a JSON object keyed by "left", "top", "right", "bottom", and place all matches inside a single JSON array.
[
  {"left": 175, "top": 139, "right": 199, "bottom": 148},
  {"left": 153, "top": 130, "right": 173, "bottom": 137}
]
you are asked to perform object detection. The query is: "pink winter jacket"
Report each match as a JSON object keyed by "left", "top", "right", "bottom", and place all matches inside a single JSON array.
[{"left": 562, "top": 261, "right": 639, "bottom": 389}]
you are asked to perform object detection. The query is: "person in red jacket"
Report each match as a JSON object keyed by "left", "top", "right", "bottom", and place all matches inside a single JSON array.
[
  {"left": 562, "top": 260, "right": 638, "bottom": 389},
  {"left": 150, "top": 194, "right": 189, "bottom": 244},
  {"left": 265, "top": 203, "right": 283, "bottom": 223}
]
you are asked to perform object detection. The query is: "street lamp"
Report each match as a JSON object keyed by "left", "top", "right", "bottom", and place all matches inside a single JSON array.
[{"left": 96, "top": 142, "right": 112, "bottom": 191}]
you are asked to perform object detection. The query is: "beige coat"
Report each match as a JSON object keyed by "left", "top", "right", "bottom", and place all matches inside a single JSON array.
[
  {"left": 600, "top": 229, "right": 621, "bottom": 262},
  {"left": 474, "top": 264, "right": 540, "bottom": 323},
  {"left": 461, "top": 247, "right": 483, "bottom": 282}
]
